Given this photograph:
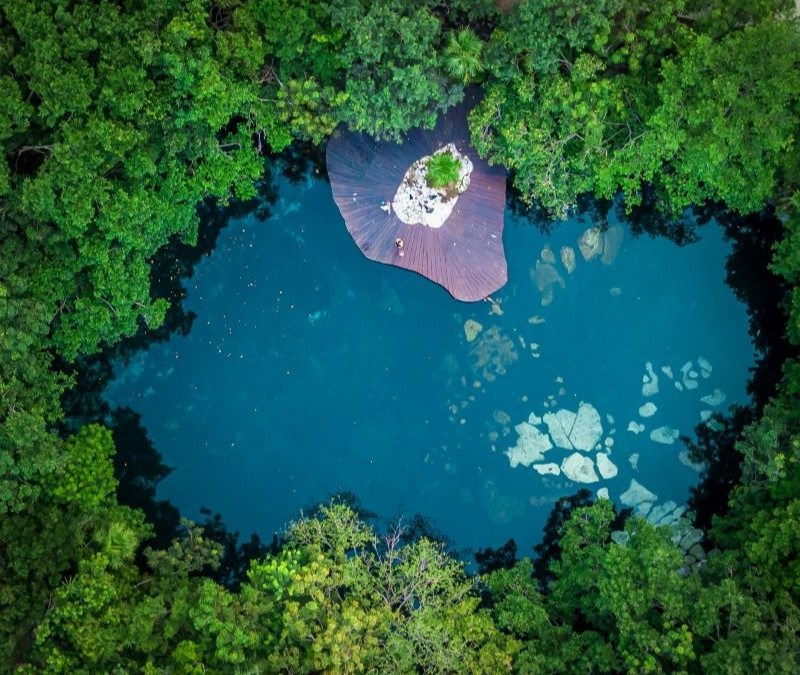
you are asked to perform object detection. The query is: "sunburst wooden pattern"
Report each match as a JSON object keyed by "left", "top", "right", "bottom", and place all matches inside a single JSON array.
[{"left": 326, "top": 89, "right": 507, "bottom": 302}]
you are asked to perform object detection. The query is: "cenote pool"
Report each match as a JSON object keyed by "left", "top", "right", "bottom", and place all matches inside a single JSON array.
[{"left": 105, "top": 167, "right": 756, "bottom": 556}]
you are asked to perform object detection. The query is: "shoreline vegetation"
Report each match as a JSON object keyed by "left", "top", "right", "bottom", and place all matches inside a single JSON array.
[{"left": 2, "top": 0, "right": 800, "bottom": 671}]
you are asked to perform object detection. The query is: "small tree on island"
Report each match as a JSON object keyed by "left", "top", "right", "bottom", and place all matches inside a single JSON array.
[{"left": 425, "top": 151, "right": 462, "bottom": 190}]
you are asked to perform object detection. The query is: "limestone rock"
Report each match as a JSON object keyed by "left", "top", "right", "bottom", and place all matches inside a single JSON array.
[
  {"left": 648, "top": 501, "right": 678, "bottom": 525},
  {"left": 532, "top": 462, "right": 560, "bottom": 476},
  {"left": 642, "top": 362, "right": 659, "bottom": 397},
  {"left": 597, "top": 487, "right": 610, "bottom": 500},
  {"left": 661, "top": 365, "right": 674, "bottom": 379},
  {"left": 620, "top": 479, "right": 657, "bottom": 508},
  {"left": 679, "top": 450, "right": 705, "bottom": 472},
  {"left": 560, "top": 246, "right": 577, "bottom": 274},
  {"left": 540, "top": 244, "right": 556, "bottom": 264},
  {"left": 679, "top": 528, "right": 704, "bottom": 550},
  {"left": 578, "top": 227, "right": 603, "bottom": 261},
  {"left": 392, "top": 143, "right": 473, "bottom": 228},
  {"left": 628, "top": 453, "right": 640, "bottom": 470},
  {"left": 701, "top": 389, "right": 726, "bottom": 407},
  {"left": 601, "top": 225, "right": 624, "bottom": 265},
  {"left": 697, "top": 356, "right": 712, "bottom": 375},
  {"left": 638, "top": 402, "right": 657, "bottom": 418},
  {"left": 505, "top": 422, "right": 553, "bottom": 468},
  {"left": 531, "top": 261, "right": 565, "bottom": 307},
  {"left": 596, "top": 453, "right": 618, "bottom": 479},
  {"left": 561, "top": 452, "right": 600, "bottom": 483},
  {"left": 627, "top": 421, "right": 645, "bottom": 435},
  {"left": 569, "top": 402, "right": 604, "bottom": 451},
  {"left": 650, "top": 426, "right": 680, "bottom": 445},
  {"left": 543, "top": 409, "right": 576, "bottom": 450},
  {"left": 464, "top": 319, "right": 483, "bottom": 343},
  {"left": 699, "top": 410, "right": 712, "bottom": 422},
  {"left": 635, "top": 501, "right": 654, "bottom": 517}
]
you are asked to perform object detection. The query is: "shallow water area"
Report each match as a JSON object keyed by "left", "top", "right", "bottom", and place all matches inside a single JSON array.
[{"left": 106, "top": 170, "right": 756, "bottom": 555}]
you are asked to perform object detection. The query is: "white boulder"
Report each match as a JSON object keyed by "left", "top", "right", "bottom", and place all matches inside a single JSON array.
[
  {"left": 638, "top": 402, "right": 657, "bottom": 418},
  {"left": 561, "top": 452, "right": 600, "bottom": 483},
  {"left": 505, "top": 422, "right": 553, "bottom": 468},
  {"left": 620, "top": 479, "right": 658, "bottom": 508},
  {"left": 701, "top": 389, "right": 726, "bottom": 407},
  {"left": 596, "top": 453, "right": 618, "bottom": 479},
  {"left": 650, "top": 426, "right": 680, "bottom": 445}
]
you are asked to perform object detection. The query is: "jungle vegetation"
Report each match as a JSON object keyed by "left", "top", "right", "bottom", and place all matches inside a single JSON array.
[{"left": 1, "top": 0, "right": 800, "bottom": 672}]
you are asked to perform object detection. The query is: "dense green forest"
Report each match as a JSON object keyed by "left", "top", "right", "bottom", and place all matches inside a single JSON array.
[{"left": 2, "top": 0, "right": 800, "bottom": 671}]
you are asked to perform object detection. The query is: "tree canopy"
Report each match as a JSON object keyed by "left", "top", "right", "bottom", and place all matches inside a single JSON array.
[{"left": 2, "top": 0, "right": 800, "bottom": 671}]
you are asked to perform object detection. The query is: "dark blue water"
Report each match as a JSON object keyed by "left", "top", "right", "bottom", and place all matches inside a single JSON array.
[{"left": 106, "top": 170, "right": 755, "bottom": 555}]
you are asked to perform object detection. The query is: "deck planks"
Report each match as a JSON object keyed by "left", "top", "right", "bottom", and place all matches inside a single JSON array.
[{"left": 326, "top": 88, "right": 507, "bottom": 302}]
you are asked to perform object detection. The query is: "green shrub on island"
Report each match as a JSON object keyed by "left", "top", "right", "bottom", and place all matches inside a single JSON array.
[{"left": 425, "top": 151, "right": 462, "bottom": 189}]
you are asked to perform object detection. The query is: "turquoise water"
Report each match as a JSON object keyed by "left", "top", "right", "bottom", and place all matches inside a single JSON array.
[{"left": 106, "top": 171, "right": 756, "bottom": 555}]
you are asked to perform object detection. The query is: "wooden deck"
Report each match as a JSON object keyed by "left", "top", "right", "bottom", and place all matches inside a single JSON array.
[{"left": 326, "top": 88, "right": 508, "bottom": 302}]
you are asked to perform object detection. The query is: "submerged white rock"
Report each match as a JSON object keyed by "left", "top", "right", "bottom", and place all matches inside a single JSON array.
[
  {"left": 642, "top": 362, "right": 659, "bottom": 397},
  {"left": 601, "top": 225, "right": 624, "bottom": 265},
  {"left": 392, "top": 143, "right": 473, "bottom": 228},
  {"left": 661, "top": 365, "right": 674, "bottom": 379},
  {"left": 701, "top": 389, "right": 726, "bottom": 407},
  {"left": 569, "top": 402, "right": 604, "bottom": 451},
  {"left": 505, "top": 422, "right": 553, "bottom": 468},
  {"left": 540, "top": 244, "right": 556, "bottom": 265},
  {"left": 596, "top": 453, "right": 618, "bottom": 479},
  {"left": 533, "top": 462, "right": 561, "bottom": 476},
  {"left": 543, "top": 409, "right": 576, "bottom": 450},
  {"left": 650, "top": 426, "right": 680, "bottom": 445},
  {"left": 628, "top": 453, "right": 640, "bottom": 470},
  {"left": 697, "top": 356, "right": 712, "bottom": 375},
  {"left": 620, "top": 479, "right": 658, "bottom": 507},
  {"left": 638, "top": 402, "right": 657, "bottom": 418},
  {"left": 561, "top": 452, "right": 600, "bottom": 483},
  {"left": 679, "top": 450, "right": 705, "bottom": 472},
  {"left": 560, "top": 246, "right": 577, "bottom": 273},
  {"left": 627, "top": 420, "right": 645, "bottom": 434},
  {"left": 597, "top": 487, "right": 610, "bottom": 500},
  {"left": 699, "top": 410, "right": 712, "bottom": 422},
  {"left": 531, "top": 260, "right": 566, "bottom": 307},
  {"left": 578, "top": 227, "right": 603, "bottom": 261}
]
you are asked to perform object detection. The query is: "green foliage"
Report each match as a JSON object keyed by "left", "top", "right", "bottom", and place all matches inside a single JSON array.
[
  {"left": 51, "top": 425, "right": 117, "bottom": 511},
  {"left": 442, "top": 28, "right": 485, "bottom": 84},
  {"left": 426, "top": 151, "right": 462, "bottom": 189}
]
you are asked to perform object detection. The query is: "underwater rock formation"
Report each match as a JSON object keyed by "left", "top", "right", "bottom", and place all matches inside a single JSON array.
[
  {"left": 561, "top": 452, "right": 600, "bottom": 483},
  {"left": 600, "top": 225, "right": 624, "bottom": 265},
  {"left": 531, "top": 260, "right": 565, "bottom": 306},
  {"left": 650, "top": 426, "right": 680, "bottom": 444},
  {"left": 543, "top": 402, "right": 604, "bottom": 451},
  {"left": 642, "top": 362, "right": 659, "bottom": 397},
  {"left": 597, "top": 487, "right": 610, "bottom": 500},
  {"left": 627, "top": 421, "right": 645, "bottom": 434},
  {"left": 463, "top": 319, "right": 483, "bottom": 343},
  {"left": 540, "top": 244, "right": 556, "bottom": 264},
  {"left": 679, "top": 450, "right": 705, "bottom": 472},
  {"left": 620, "top": 479, "right": 657, "bottom": 509},
  {"left": 532, "top": 462, "right": 560, "bottom": 476},
  {"left": 470, "top": 326, "right": 518, "bottom": 382},
  {"left": 596, "top": 453, "right": 618, "bottom": 479},
  {"left": 701, "top": 388, "right": 726, "bottom": 406},
  {"left": 638, "top": 402, "right": 657, "bottom": 418},
  {"left": 560, "top": 246, "right": 576, "bottom": 273},
  {"left": 578, "top": 227, "right": 603, "bottom": 261},
  {"left": 505, "top": 421, "right": 553, "bottom": 467}
]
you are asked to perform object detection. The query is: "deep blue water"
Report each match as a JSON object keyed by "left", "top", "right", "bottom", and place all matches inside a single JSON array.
[{"left": 106, "top": 170, "right": 756, "bottom": 555}]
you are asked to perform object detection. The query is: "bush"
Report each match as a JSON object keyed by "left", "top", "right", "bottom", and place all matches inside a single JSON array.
[{"left": 426, "top": 151, "right": 462, "bottom": 189}]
